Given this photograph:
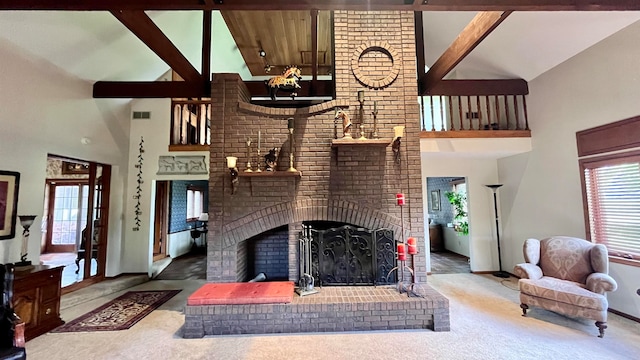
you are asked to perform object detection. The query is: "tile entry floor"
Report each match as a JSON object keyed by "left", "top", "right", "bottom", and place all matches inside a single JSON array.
[{"left": 430, "top": 250, "right": 471, "bottom": 274}]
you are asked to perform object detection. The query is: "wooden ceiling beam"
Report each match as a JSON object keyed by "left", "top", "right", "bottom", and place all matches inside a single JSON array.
[
  {"left": 93, "top": 80, "right": 333, "bottom": 98},
  {"left": 93, "top": 81, "right": 206, "bottom": 98},
  {"left": 3, "top": 0, "right": 640, "bottom": 11},
  {"left": 202, "top": 10, "right": 212, "bottom": 96},
  {"left": 421, "top": 11, "right": 511, "bottom": 94},
  {"left": 110, "top": 10, "right": 201, "bottom": 83},
  {"left": 311, "top": 10, "right": 319, "bottom": 83},
  {"left": 425, "top": 79, "right": 529, "bottom": 96}
]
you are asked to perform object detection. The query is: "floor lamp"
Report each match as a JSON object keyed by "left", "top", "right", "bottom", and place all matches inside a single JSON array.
[{"left": 485, "top": 184, "right": 509, "bottom": 278}]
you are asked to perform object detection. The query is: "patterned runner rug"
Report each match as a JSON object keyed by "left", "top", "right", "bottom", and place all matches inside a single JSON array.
[{"left": 52, "top": 290, "right": 181, "bottom": 332}]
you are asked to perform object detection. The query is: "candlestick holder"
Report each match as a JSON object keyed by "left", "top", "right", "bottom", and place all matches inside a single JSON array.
[
  {"left": 371, "top": 101, "right": 379, "bottom": 139},
  {"left": 244, "top": 138, "right": 253, "bottom": 172},
  {"left": 255, "top": 148, "right": 262, "bottom": 172},
  {"left": 385, "top": 193, "right": 420, "bottom": 297},
  {"left": 287, "top": 119, "right": 297, "bottom": 172},
  {"left": 358, "top": 124, "right": 367, "bottom": 140}
]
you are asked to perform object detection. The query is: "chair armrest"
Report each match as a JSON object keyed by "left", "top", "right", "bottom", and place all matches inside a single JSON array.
[
  {"left": 8, "top": 312, "right": 25, "bottom": 348},
  {"left": 514, "top": 263, "right": 543, "bottom": 280},
  {"left": 586, "top": 273, "right": 618, "bottom": 294}
]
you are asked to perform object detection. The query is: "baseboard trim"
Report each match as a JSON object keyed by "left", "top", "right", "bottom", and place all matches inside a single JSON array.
[
  {"left": 105, "top": 272, "right": 148, "bottom": 279},
  {"left": 609, "top": 308, "right": 640, "bottom": 323}
]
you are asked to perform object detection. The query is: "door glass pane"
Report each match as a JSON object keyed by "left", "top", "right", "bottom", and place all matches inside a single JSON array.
[{"left": 51, "top": 185, "right": 82, "bottom": 246}]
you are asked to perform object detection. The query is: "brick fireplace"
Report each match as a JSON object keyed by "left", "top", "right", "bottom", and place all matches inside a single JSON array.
[
  {"left": 207, "top": 10, "right": 425, "bottom": 284},
  {"left": 184, "top": 10, "right": 449, "bottom": 337}
]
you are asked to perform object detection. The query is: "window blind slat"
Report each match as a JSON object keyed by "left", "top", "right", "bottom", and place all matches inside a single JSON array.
[{"left": 585, "top": 160, "right": 640, "bottom": 259}]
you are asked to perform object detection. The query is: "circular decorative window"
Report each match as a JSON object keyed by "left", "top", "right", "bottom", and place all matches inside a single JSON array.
[{"left": 351, "top": 41, "right": 401, "bottom": 89}]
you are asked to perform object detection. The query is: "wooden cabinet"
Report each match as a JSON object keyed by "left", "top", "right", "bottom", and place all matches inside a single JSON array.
[
  {"left": 13, "top": 266, "right": 64, "bottom": 341},
  {"left": 429, "top": 224, "right": 444, "bottom": 252}
]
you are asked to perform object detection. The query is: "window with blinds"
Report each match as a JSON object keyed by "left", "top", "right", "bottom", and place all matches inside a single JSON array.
[{"left": 581, "top": 153, "right": 640, "bottom": 263}]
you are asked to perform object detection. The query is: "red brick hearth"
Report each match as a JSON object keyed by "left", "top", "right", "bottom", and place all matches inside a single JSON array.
[{"left": 183, "top": 10, "right": 450, "bottom": 337}]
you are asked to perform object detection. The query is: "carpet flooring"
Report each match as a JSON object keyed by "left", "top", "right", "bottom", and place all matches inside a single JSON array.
[
  {"left": 24, "top": 274, "right": 640, "bottom": 360},
  {"left": 52, "top": 290, "right": 181, "bottom": 332}
]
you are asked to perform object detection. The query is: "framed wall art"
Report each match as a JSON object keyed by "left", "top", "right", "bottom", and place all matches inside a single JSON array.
[
  {"left": 430, "top": 190, "right": 441, "bottom": 211},
  {"left": 0, "top": 170, "right": 20, "bottom": 240}
]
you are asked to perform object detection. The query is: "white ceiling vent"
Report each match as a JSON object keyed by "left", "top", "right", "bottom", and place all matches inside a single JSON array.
[{"left": 132, "top": 111, "right": 151, "bottom": 120}]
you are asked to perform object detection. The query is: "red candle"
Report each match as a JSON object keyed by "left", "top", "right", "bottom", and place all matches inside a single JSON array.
[
  {"left": 397, "top": 243, "right": 406, "bottom": 261},
  {"left": 407, "top": 237, "right": 417, "bottom": 254},
  {"left": 396, "top": 193, "right": 405, "bottom": 206}
]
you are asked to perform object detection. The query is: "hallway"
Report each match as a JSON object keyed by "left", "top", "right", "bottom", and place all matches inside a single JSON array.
[{"left": 430, "top": 251, "right": 471, "bottom": 274}]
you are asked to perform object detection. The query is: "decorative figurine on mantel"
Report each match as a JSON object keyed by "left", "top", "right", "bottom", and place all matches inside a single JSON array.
[
  {"left": 266, "top": 65, "right": 302, "bottom": 101},
  {"left": 334, "top": 109, "right": 352, "bottom": 139},
  {"left": 265, "top": 147, "right": 279, "bottom": 171}
]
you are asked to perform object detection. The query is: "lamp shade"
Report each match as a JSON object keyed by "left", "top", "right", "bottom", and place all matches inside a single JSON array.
[
  {"left": 18, "top": 215, "right": 37, "bottom": 229},
  {"left": 198, "top": 213, "right": 209, "bottom": 222},
  {"left": 226, "top": 156, "right": 238, "bottom": 169}
]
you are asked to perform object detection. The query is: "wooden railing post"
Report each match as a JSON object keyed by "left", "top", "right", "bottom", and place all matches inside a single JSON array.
[{"left": 448, "top": 96, "right": 455, "bottom": 131}]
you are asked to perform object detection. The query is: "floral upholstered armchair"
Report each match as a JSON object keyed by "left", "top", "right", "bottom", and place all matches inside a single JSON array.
[{"left": 514, "top": 236, "right": 618, "bottom": 338}]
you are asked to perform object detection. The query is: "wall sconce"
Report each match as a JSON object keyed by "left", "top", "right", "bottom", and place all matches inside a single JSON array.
[
  {"left": 16, "top": 215, "right": 37, "bottom": 266},
  {"left": 357, "top": 90, "right": 365, "bottom": 105},
  {"left": 226, "top": 156, "right": 238, "bottom": 195},
  {"left": 392, "top": 126, "right": 405, "bottom": 164}
]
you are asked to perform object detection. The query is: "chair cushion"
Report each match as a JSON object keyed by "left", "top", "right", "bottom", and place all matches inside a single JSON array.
[
  {"left": 520, "top": 277, "right": 607, "bottom": 311},
  {"left": 539, "top": 237, "right": 594, "bottom": 283}
]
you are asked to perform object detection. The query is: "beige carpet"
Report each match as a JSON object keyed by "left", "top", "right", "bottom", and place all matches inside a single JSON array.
[{"left": 25, "top": 274, "right": 640, "bottom": 360}]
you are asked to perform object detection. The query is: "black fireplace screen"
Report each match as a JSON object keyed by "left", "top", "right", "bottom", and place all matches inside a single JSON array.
[{"left": 309, "top": 225, "right": 396, "bottom": 286}]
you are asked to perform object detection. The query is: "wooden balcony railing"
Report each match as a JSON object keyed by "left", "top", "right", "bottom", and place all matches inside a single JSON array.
[
  {"left": 420, "top": 95, "right": 530, "bottom": 138},
  {"left": 169, "top": 99, "right": 211, "bottom": 151}
]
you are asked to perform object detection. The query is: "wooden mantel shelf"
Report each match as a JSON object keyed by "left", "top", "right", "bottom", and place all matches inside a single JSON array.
[
  {"left": 238, "top": 171, "right": 302, "bottom": 178},
  {"left": 331, "top": 138, "right": 392, "bottom": 147}
]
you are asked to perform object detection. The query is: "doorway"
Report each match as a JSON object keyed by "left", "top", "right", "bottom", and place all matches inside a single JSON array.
[
  {"left": 40, "top": 155, "right": 111, "bottom": 291},
  {"left": 427, "top": 176, "right": 471, "bottom": 274},
  {"left": 153, "top": 181, "right": 169, "bottom": 261}
]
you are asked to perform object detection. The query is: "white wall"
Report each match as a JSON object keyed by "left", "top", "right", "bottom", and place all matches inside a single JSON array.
[
  {"left": 498, "top": 20, "right": 640, "bottom": 317},
  {"left": 443, "top": 227, "right": 470, "bottom": 257},
  {"left": 124, "top": 98, "right": 209, "bottom": 276},
  {"left": 421, "top": 153, "right": 501, "bottom": 272},
  {"left": 0, "top": 39, "right": 130, "bottom": 277}
]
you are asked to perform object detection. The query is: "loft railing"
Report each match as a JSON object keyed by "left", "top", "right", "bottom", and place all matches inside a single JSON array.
[
  {"left": 170, "top": 99, "right": 211, "bottom": 150},
  {"left": 420, "top": 95, "right": 530, "bottom": 136}
]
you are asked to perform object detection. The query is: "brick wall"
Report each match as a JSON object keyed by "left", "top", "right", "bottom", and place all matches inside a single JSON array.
[{"left": 208, "top": 11, "right": 425, "bottom": 283}]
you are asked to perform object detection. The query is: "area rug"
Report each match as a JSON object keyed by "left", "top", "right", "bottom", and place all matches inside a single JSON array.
[{"left": 52, "top": 290, "right": 181, "bottom": 333}]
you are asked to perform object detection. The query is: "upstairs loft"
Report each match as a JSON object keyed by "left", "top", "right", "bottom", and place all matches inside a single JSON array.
[{"left": 169, "top": 79, "right": 531, "bottom": 152}]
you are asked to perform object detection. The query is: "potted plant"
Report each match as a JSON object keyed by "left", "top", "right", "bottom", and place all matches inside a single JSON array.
[{"left": 445, "top": 191, "right": 468, "bottom": 235}]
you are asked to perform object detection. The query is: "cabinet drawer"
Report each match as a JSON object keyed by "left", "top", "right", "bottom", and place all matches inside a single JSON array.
[
  {"left": 40, "top": 283, "right": 61, "bottom": 302},
  {"left": 39, "top": 300, "right": 60, "bottom": 324}
]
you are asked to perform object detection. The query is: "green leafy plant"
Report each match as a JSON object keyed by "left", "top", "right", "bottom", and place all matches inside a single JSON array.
[{"left": 445, "top": 191, "right": 469, "bottom": 235}]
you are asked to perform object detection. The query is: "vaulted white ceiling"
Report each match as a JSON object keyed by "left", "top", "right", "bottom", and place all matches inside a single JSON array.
[
  {"left": 422, "top": 11, "right": 640, "bottom": 81},
  {"left": 0, "top": 10, "right": 639, "bottom": 88}
]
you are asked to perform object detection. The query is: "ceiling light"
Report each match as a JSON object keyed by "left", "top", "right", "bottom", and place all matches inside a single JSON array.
[{"left": 259, "top": 49, "right": 266, "bottom": 58}]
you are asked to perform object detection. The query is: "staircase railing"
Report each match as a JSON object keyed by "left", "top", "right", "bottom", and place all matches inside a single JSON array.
[
  {"left": 420, "top": 95, "right": 529, "bottom": 134},
  {"left": 170, "top": 99, "right": 211, "bottom": 148}
]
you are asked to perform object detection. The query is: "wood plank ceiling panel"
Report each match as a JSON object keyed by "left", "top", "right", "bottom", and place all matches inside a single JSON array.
[{"left": 221, "top": 10, "right": 332, "bottom": 76}]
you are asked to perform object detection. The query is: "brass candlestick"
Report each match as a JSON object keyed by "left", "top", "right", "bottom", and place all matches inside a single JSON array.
[
  {"left": 372, "top": 101, "right": 379, "bottom": 139},
  {"left": 244, "top": 138, "right": 253, "bottom": 172},
  {"left": 287, "top": 118, "right": 297, "bottom": 172},
  {"left": 358, "top": 90, "right": 365, "bottom": 138},
  {"left": 358, "top": 124, "right": 367, "bottom": 140},
  {"left": 255, "top": 148, "right": 261, "bottom": 172}
]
